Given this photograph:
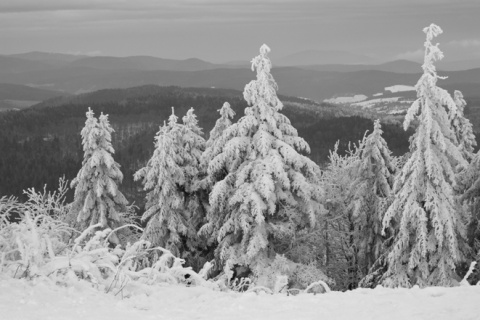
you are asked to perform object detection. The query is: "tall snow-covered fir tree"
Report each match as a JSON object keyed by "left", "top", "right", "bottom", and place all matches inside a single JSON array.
[
  {"left": 181, "top": 108, "right": 206, "bottom": 235},
  {"left": 381, "top": 24, "right": 468, "bottom": 287},
  {"left": 181, "top": 108, "right": 206, "bottom": 193},
  {"left": 451, "top": 90, "right": 476, "bottom": 162},
  {"left": 134, "top": 110, "right": 196, "bottom": 255},
  {"left": 70, "top": 109, "right": 129, "bottom": 243},
  {"left": 200, "top": 44, "right": 323, "bottom": 276},
  {"left": 348, "top": 120, "right": 396, "bottom": 281},
  {"left": 199, "top": 102, "right": 236, "bottom": 192}
]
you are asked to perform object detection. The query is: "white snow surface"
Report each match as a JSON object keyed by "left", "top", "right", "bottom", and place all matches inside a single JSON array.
[
  {"left": 324, "top": 95, "right": 368, "bottom": 104},
  {"left": 385, "top": 85, "right": 416, "bottom": 93},
  {"left": 352, "top": 97, "right": 401, "bottom": 108},
  {"left": 2, "top": 276, "right": 480, "bottom": 320}
]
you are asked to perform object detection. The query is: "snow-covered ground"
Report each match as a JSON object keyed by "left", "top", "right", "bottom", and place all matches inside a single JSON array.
[
  {"left": 352, "top": 97, "right": 401, "bottom": 108},
  {"left": 324, "top": 94, "right": 368, "bottom": 104},
  {"left": 2, "top": 276, "right": 480, "bottom": 320},
  {"left": 385, "top": 85, "right": 416, "bottom": 93}
]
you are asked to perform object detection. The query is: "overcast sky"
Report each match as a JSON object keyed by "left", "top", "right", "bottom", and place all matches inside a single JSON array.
[{"left": 1, "top": 0, "right": 480, "bottom": 63}]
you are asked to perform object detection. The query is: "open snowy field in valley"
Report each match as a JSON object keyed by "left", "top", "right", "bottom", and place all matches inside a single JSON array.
[{"left": 2, "top": 277, "right": 480, "bottom": 320}]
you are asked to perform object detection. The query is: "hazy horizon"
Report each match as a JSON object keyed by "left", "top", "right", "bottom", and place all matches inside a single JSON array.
[{"left": 1, "top": 0, "right": 480, "bottom": 63}]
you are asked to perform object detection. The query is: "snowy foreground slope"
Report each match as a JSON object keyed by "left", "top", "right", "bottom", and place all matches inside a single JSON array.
[{"left": 2, "top": 277, "right": 480, "bottom": 320}]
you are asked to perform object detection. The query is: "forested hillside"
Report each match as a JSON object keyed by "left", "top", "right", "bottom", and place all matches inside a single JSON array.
[{"left": 0, "top": 85, "right": 411, "bottom": 204}]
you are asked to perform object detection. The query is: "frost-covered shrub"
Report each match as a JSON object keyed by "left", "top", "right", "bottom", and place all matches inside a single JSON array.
[
  {"left": 275, "top": 228, "right": 324, "bottom": 265},
  {"left": 41, "top": 223, "right": 220, "bottom": 296},
  {"left": 0, "top": 180, "right": 76, "bottom": 278},
  {"left": 289, "top": 262, "right": 334, "bottom": 290},
  {"left": 321, "top": 140, "right": 363, "bottom": 290},
  {"left": 0, "top": 195, "right": 18, "bottom": 227},
  {"left": 1, "top": 203, "right": 220, "bottom": 296},
  {"left": 0, "top": 210, "right": 73, "bottom": 278},
  {"left": 249, "top": 254, "right": 333, "bottom": 293},
  {"left": 252, "top": 254, "right": 292, "bottom": 291},
  {"left": 23, "top": 177, "right": 70, "bottom": 221}
]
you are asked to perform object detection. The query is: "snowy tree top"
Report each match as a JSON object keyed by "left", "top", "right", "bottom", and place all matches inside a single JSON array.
[
  {"left": 423, "top": 23, "right": 443, "bottom": 42},
  {"left": 244, "top": 44, "right": 282, "bottom": 111},
  {"left": 183, "top": 108, "right": 203, "bottom": 136},
  {"left": 82, "top": 108, "right": 99, "bottom": 153},
  {"left": 421, "top": 23, "right": 444, "bottom": 78},
  {"left": 403, "top": 23, "right": 458, "bottom": 130},
  {"left": 168, "top": 107, "right": 179, "bottom": 128},
  {"left": 219, "top": 102, "right": 235, "bottom": 119},
  {"left": 373, "top": 119, "right": 381, "bottom": 132},
  {"left": 250, "top": 44, "right": 272, "bottom": 72}
]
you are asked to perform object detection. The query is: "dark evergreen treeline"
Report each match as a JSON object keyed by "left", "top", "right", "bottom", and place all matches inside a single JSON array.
[{"left": 0, "top": 86, "right": 412, "bottom": 205}]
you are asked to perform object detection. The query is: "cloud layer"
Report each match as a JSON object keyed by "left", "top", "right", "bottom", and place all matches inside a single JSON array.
[{"left": 1, "top": 0, "right": 480, "bottom": 62}]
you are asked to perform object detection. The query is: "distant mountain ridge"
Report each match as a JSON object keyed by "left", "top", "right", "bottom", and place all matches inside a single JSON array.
[
  {"left": 0, "top": 83, "right": 66, "bottom": 101},
  {"left": 277, "top": 49, "right": 375, "bottom": 66},
  {"left": 3, "top": 66, "right": 479, "bottom": 102},
  {"left": 1, "top": 51, "right": 480, "bottom": 104},
  {"left": 0, "top": 56, "right": 53, "bottom": 74},
  {"left": 69, "top": 56, "right": 219, "bottom": 72},
  {"left": 303, "top": 60, "right": 422, "bottom": 74},
  {"left": 8, "top": 52, "right": 87, "bottom": 66},
  {"left": 0, "top": 83, "right": 68, "bottom": 111}
]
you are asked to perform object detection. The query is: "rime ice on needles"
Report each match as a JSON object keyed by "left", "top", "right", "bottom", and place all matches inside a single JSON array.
[
  {"left": 70, "top": 108, "right": 128, "bottom": 244},
  {"left": 381, "top": 24, "right": 468, "bottom": 288},
  {"left": 202, "top": 44, "right": 323, "bottom": 275}
]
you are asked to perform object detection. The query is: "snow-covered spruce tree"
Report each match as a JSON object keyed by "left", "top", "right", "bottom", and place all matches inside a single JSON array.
[
  {"left": 451, "top": 90, "right": 476, "bottom": 162},
  {"left": 347, "top": 120, "right": 396, "bottom": 284},
  {"left": 199, "top": 102, "right": 236, "bottom": 192},
  {"left": 200, "top": 44, "right": 323, "bottom": 277},
  {"left": 195, "top": 102, "right": 236, "bottom": 269},
  {"left": 181, "top": 108, "right": 207, "bottom": 255},
  {"left": 70, "top": 109, "right": 129, "bottom": 244},
  {"left": 134, "top": 110, "right": 197, "bottom": 256},
  {"left": 182, "top": 108, "right": 206, "bottom": 195},
  {"left": 381, "top": 24, "right": 468, "bottom": 287}
]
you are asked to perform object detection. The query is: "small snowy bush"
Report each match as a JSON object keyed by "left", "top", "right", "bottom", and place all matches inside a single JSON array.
[
  {"left": 248, "top": 254, "right": 333, "bottom": 293},
  {"left": 289, "top": 262, "right": 335, "bottom": 290},
  {"left": 0, "top": 195, "right": 18, "bottom": 227},
  {"left": 0, "top": 210, "right": 72, "bottom": 278},
  {"left": 0, "top": 192, "right": 220, "bottom": 297}
]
